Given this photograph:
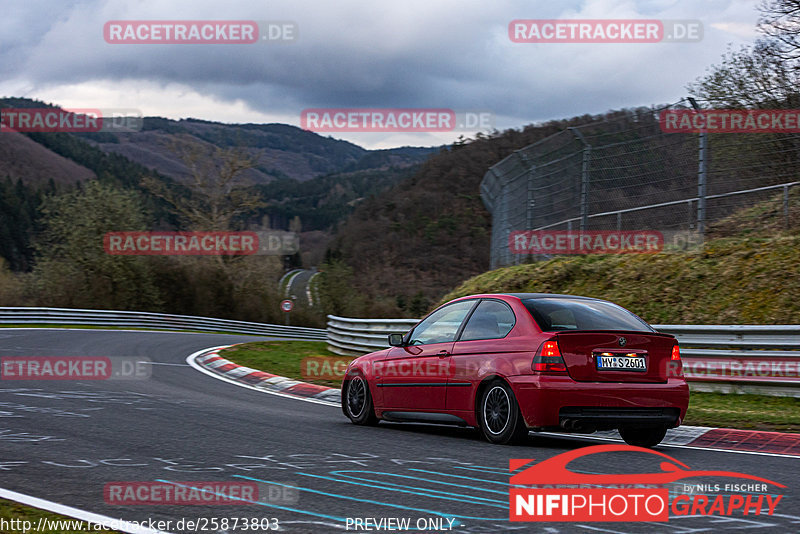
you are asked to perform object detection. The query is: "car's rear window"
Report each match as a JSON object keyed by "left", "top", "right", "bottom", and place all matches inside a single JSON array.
[{"left": 522, "top": 298, "right": 653, "bottom": 332}]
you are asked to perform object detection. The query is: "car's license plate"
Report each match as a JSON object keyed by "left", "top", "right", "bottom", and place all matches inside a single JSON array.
[{"left": 595, "top": 353, "right": 647, "bottom": 371}]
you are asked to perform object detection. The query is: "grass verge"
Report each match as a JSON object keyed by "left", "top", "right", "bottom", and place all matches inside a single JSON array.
[
  {"left": 684, "top": 391, "right": 800, "bottom": 432},
  {"left": 221, "top": 340, "right": 800, "bottom": 432},
  {"left": 221, "top": 340, "right": 349, "bottom": 388},
  {"left": 0, "top": 498, "right": 119, "bottom": 533},
  {"left": 440, "top": 234, "right": 800, "bottom": 324}
]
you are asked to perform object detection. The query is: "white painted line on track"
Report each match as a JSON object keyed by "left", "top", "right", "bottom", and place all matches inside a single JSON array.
[
  {"left": 185, "top": 346, "right": 340, "bottom": 407},
  {"left": 0, "top": 487, "right": 173, "bottom": 534},
  {"left": 0, "top": 327, "right": 230, "bottom": 335}
]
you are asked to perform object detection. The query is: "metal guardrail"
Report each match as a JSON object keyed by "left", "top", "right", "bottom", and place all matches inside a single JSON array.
[
  {"left": 327, "top": 315, "right": 419, "bottom": 356},
  {"left": 326, "top": 316, "right": 800, "bottom": 396},
  {"left": 0, "top": 307, "right": 327, "bottom": 340}
]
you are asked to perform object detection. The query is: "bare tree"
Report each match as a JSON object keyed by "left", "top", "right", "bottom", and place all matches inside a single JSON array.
[
  {"left": 687, "top": 0, "right": 800, "bottom": 107},
  {"left": 759, "top": 0, "right": 800, "bottom": 62},
  {"left": 143, "top": 136, "right": 265, "bottom": 231},
  {"left": 687, "top": 40, "right": 800, "bottom": 108}
]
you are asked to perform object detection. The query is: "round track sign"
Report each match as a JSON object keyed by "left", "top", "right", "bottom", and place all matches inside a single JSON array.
[{"left": 280, "top": 299, "right": 294, "bottom": 312}]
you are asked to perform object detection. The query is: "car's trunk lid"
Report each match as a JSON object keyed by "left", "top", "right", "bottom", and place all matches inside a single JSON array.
[{"left": 556, "top": 330, "right": 675, "bottom": 383}]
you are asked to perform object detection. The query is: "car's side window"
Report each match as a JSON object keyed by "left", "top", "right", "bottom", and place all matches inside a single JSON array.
[
  {"left": 459, "top": 299, "right": 516, "bottom": 341},
  {"left": 408, "top": 300, "right": 476, "bottom": 345}
]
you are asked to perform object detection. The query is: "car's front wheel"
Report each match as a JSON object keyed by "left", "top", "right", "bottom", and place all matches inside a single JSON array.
[
  {"left": 477, "top": 380, "right": 529, "bottom": 444},
  {"left": 343, "top": 375, "right": 378, "bottom": 425},
  {"left": 619, "top": 425, "right": 667, "bottom": 448}
]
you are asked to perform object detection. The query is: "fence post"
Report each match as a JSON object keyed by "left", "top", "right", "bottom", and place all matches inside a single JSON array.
[
  {"left": 569, "top": 128, "right": 592, "bottom": 231},
  {"left": 486, "top": 168, "right": 503, "bottom": 269},
  {"left": 517, "top": 151, "right": 535, "bottom": 237},
  {"left": 688, "top": 98, "right": 707, "bottom": 238},
  {"left": 784, "top": 185, "right": 790, "bottom": 229}
]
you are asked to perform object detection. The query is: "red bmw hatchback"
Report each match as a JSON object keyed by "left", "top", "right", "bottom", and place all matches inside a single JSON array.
[{"left": 342, "top": 293, "right": 689, "bottom": 447}]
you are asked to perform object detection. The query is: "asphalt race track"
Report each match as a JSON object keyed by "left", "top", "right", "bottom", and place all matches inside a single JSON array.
[{"left": 0, "top": 329, "right": 797, "bottom": 533}]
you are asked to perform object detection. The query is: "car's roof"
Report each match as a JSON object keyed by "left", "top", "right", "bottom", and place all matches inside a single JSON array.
[
  {"left": 503, "top": 293, "right": 599, "bottom": 300},
  {"left": 478, "top": 292, "right": 606, "bottom": 301},
  {"left": 449, "top": 293, "right": 613, "bottom": 305}
]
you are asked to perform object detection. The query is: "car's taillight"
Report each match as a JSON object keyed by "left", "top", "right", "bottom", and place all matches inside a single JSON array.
[
  {"left": 669, "top": 344, "right": 683, "bottom": 377},
  {"left": 532, "top": 339, "right": 568, "bottom": 374}
]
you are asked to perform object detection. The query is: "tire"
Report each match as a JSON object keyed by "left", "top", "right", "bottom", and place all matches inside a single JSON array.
[
  {"left": 477, "top": 381, "right": 529, "bottom": 444},
  {"left": 343, "top": 375, "right": 378, "bottom": 425},
  {"left": 619, "top": 426, "right": 667, "bottom": 448}
]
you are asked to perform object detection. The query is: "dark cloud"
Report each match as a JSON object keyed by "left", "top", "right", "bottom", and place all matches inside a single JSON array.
[{"left": 1, "top": 0, "right": 759, "bottom": 146}]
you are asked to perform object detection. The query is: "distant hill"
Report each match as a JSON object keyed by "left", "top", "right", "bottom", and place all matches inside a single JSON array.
[
  {"left": 0, "top": 130, "right": 95, "bottom": 186},
  {"left": 0, "top": 97, "right": 440, "bottom": 272},
  {"left": 86, "top": 117, "right": 435, "bottom": 184},
  {"left": 1, "top": 97, "right": 437, "bottom": 186}
]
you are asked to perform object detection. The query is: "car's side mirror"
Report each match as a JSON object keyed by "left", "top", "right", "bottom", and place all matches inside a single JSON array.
[{"left": 388, "top": 333, "right": 405, "bottom": 347}]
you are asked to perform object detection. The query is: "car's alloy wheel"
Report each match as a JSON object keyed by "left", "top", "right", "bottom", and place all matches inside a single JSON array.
[
  {"left": 344, "top": 375, "right": 378, "bottom": 425},
  {"left": 347, "top": 376, "right": 367, "bottom": 418},
  {"left": 483, "top": 386, "right": 511, "bottom": 435},
  {"left": 478, "top": 381, "right": 528, "bottom": 444}
]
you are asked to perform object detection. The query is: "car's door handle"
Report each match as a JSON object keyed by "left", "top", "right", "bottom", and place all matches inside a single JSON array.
[{"left": 437, "top": 350, "right": 450, "bottom": 358}]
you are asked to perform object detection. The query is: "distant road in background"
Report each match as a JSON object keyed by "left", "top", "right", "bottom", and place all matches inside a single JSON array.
[{"left": 280, "top": 268, "right": 320, "bottom": 307}]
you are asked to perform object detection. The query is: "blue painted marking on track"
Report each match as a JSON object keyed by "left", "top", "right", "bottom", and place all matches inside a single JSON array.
[
  {"left": 296, "top": 471, "right": 505, "bottom": 507},
  {"left": 234, "top": 475, "right": 504, "bottom": 523},
  {"left": 451, "top": 465, "right": 510, "bottom": 477},
  {"left": 329, "top": 470, "right": 507, "bottom": 495},
  {"left": 409, "top": 468, "right": 511, "bottom": 486}
]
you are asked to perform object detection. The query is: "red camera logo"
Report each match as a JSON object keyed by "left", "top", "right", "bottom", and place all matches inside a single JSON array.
[{"left": 509, "top": 445, "right": 784, "bottom": 523}]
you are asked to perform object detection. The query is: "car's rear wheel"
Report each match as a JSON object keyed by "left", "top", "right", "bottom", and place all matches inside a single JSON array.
[
  {"left": 619, "top": 425, "right": 667, "bottom": 448},
  {"left": 478, "top": 381, "right": 529, "bottom": 444},
  {"left": 344, "top": 375, "right": 378, "bottom": 425}
]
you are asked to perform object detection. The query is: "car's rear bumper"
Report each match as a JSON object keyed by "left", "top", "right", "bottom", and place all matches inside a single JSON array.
[{"left": 508, "top": 374, "right": 689, "bottom": 430}]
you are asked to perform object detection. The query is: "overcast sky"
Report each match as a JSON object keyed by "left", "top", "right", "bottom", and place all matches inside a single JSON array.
[{"left": 1, "top": 0, "right": 761, "bottom": 149}]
